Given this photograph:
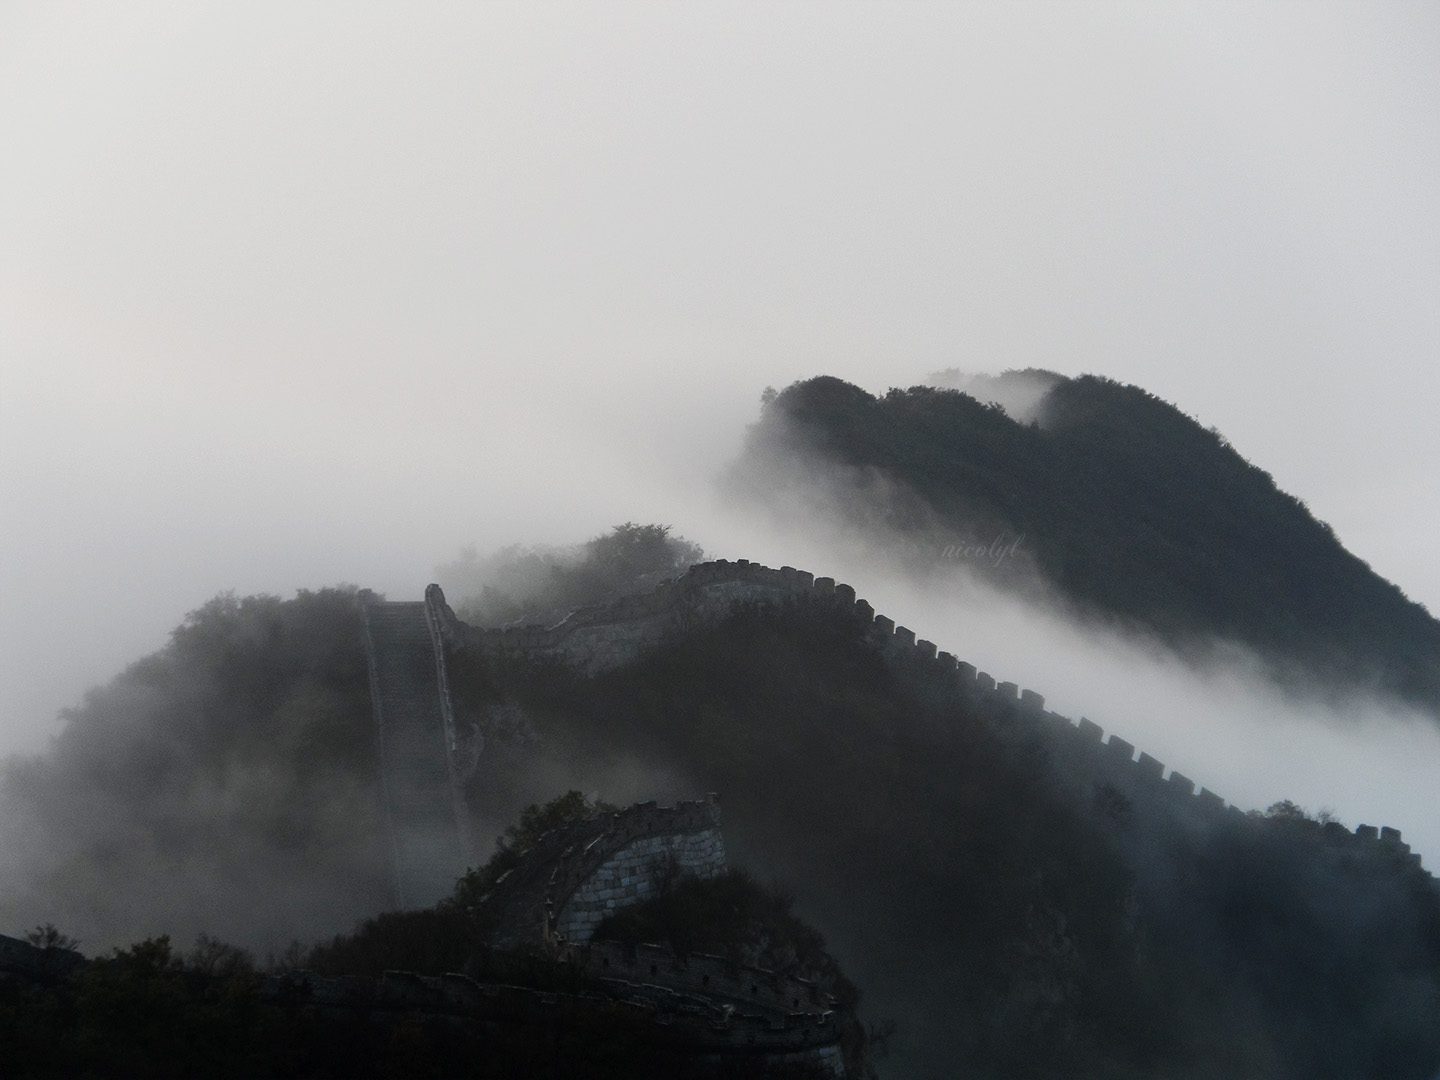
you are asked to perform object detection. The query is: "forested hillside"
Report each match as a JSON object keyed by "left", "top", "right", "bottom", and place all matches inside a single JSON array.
[
  {"left": 0, "top": 588, "right": 388, "bottom": 950},
  {"left": 449, "top": 598, "right": 1440, "bottom": 1079},
  {"left": 4, "top": 542, "right": 1438, "bottom": 1077},
  {"left": 729, "top": 374, "right": 1440, "bottom": 713}
]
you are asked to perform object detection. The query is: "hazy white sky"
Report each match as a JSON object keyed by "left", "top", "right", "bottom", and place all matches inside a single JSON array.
[{"left": 2, "top": 1, "right": 1438, "bottom": 753}]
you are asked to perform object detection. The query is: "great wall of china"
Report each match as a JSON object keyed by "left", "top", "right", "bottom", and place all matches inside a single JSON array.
[
  {"left": 406, "top": 558, "right": 1422, "bottom": 874},
  {"left": 6, "top": 557, "right": 1422, "bottom": 1076},
  {"left": 358, "top": 591, "right": 472, "bottom": 909},
  {"left": 1, "top": 792, "right": 848, "bottom": 1075},
  {"left": 469, "top": 797, "right": 728, "bottom": 949},
  {"left": 0, "top": 790, "right": 851, "bottom": 1076},
  {"left": 338, "top": 556, "right": 1435, "bottom": 1074}
]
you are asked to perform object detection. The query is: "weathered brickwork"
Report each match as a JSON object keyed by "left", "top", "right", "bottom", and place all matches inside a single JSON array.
[
  {"left": 458, "top": 793, "right": 846, "bottom": 1074},
  {"left": 473, "top": 797, "right": 726, "bottom": 950},
  {"left": 358, "top": 592, "right": 471, "bottom": 909},
  {"left": 423, "top": 558, "right": 1424, "bottom": 869},
  {"left": 556, "top": 829, "right": 726, "bottom": 942},
  {"left": 425, "top": 563, "right": 819, "bottom": 675}
]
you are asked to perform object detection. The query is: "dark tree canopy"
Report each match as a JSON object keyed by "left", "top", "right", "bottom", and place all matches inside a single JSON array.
[
  {"left": 437, "top": 522, "right": 704, "bottom": 627},
  {"left": 731, "top": 373, "right": 1440, "bottom": 713}
]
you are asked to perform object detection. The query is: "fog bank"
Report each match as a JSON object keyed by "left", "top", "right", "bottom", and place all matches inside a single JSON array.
[{"left": 4, "top": 2, "right": 1439, "bottom": 756}]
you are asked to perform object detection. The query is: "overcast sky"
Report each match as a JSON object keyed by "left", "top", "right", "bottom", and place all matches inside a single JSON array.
[{"left": 2, "top": 1, "right": 1438, "bottom": 755}]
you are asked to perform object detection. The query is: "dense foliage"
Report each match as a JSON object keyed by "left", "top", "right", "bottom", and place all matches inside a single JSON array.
[
  {"left": 0, "top": 588, "right": 385, "bottom": 951},
  {"left": 437, "top": 522, "right": 704, "bottom": 627},
  {"left": 0, "top": 934, "right": 726, "bottom": 1080},
  {"left": 3, "top": 486, "right": 1437, "bottom": 1075},
  {"left": 730, "top": 374, "right": 1440, "bottom": 712}
]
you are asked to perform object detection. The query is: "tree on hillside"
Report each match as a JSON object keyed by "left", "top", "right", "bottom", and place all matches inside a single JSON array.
[{"left": 437, "top": 523, "right": 704, "bottom": 627}]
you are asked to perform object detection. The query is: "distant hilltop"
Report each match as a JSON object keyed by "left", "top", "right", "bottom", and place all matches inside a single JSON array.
[{"left": 727, "top": 373, "right": 1440, "bottom": 715}]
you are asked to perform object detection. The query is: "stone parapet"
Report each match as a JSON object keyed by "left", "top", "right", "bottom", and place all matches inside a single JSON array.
[{"left": 420, "top": 559, "right": 1426, "bottom": 874}]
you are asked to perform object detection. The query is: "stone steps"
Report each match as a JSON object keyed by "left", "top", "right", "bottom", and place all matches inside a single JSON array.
[{"left": 361, "top": 597, "right": 468, "bottom": 909}]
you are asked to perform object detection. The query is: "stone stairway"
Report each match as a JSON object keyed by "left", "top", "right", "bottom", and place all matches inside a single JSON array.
[{"left": 360, "top": 596, "right": 469, "bottom": 909}]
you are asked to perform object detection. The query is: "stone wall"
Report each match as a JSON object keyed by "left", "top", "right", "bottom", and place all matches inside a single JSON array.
[
  {"left": 475, "top": 797, "right": 725, "bottom": 949},
  {"left": 451, "top": 792, "right": 849, "bottom": 1074},
  {"left": 556, "top": 828, "right": 725, "bottom": 943},
  {"left": 426, "top": 559, "right": 1425, "bottom": 870},
  {"left": 359, "top": 592, "right": 472, "bottom": 909},
  {"left": 426, "top": 562, "right": 818, "bottom": 675}
]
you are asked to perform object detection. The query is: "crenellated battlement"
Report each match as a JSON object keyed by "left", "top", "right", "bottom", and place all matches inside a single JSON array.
[
  {"left": 471, "top": 797, "right": 726, "bottom": 950},
  {"left": 426, "top": 559, "right": 825, "bottom": 673},
  {"left": 427, "top": 559, "right": 1425, "bottom": 869},
  {"left": 456, "top": 793, "right": 846, "bottom": 1073}
]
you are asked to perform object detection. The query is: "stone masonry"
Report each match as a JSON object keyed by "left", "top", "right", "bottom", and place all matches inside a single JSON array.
[
  {"left": 472, "top": 797, "right": 725, "bottom": 950},
  {"left": 359, "top": 592, "right": 471, "bottom": 909},
  {"left": 421, "top": 559, "right": 1425, "bottom": 870},
  {"left": 555, "top": 828, "right": 726, "bottom": 943}
]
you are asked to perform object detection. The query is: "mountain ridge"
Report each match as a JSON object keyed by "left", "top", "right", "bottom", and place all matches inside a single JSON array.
[{"left": 729, "top": 372, "right": 1440, "bottom": 714}]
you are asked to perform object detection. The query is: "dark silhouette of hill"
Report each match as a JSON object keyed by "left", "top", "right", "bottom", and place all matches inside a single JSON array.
[
  {"left": 0, "top": 795, "right": 864, "bottom": 1080},
  {"left": 4, "top": 541, "right": 1439, "bottom": 1076},
  {"left": 729, "top": 373, "right": 1440, "bottom": 713},
  {"left": 450, "top": 596, "right": 1440, "bottom": 1079},
  {"left": 0, "top": 588, "right": 390, "bottom": 951}
]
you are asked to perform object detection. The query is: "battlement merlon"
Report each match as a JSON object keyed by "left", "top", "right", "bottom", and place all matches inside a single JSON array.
[{"left": 421, "top": 559, "right": 1426, "bottom": 871}]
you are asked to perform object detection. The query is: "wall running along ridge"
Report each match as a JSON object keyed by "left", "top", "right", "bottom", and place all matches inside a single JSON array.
[
  {"left": 469, "top": 797, "right": 726, "bottom": 950},
  {"left": 555, "top": 826, "right": 726, "bottom": 943},
  {"left": 358, "top": 591, "right": 472, "bottom": 909},
  {"left": 346, "top": 558, "right": 1420, "bottom": 1074},
  {"left": 458, "top": 794, "right": 844, "bottom": 1074},
  {"left": 424, "top": 561, "right": 1426, "bottom": 871}
]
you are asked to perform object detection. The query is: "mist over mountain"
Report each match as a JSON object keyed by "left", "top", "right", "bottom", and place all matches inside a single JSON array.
[
  {"left": 4, "top": 3, "right": 1439, "bottom": 1077},
  {"left": 6, "top": 536, "right": 1440, "bottom": 1077},
  {"left": 730, "top": 373, "right": 1440, "bottom": 716},
  {"left": 435, "top": 523, "right": 704, "bottom": 628},
  {"left": 444, "top": 583, "right": 1440, "bottom": 1079},
  {"left": 0, "top": 589, "right": 388, "bottom": 952}
]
